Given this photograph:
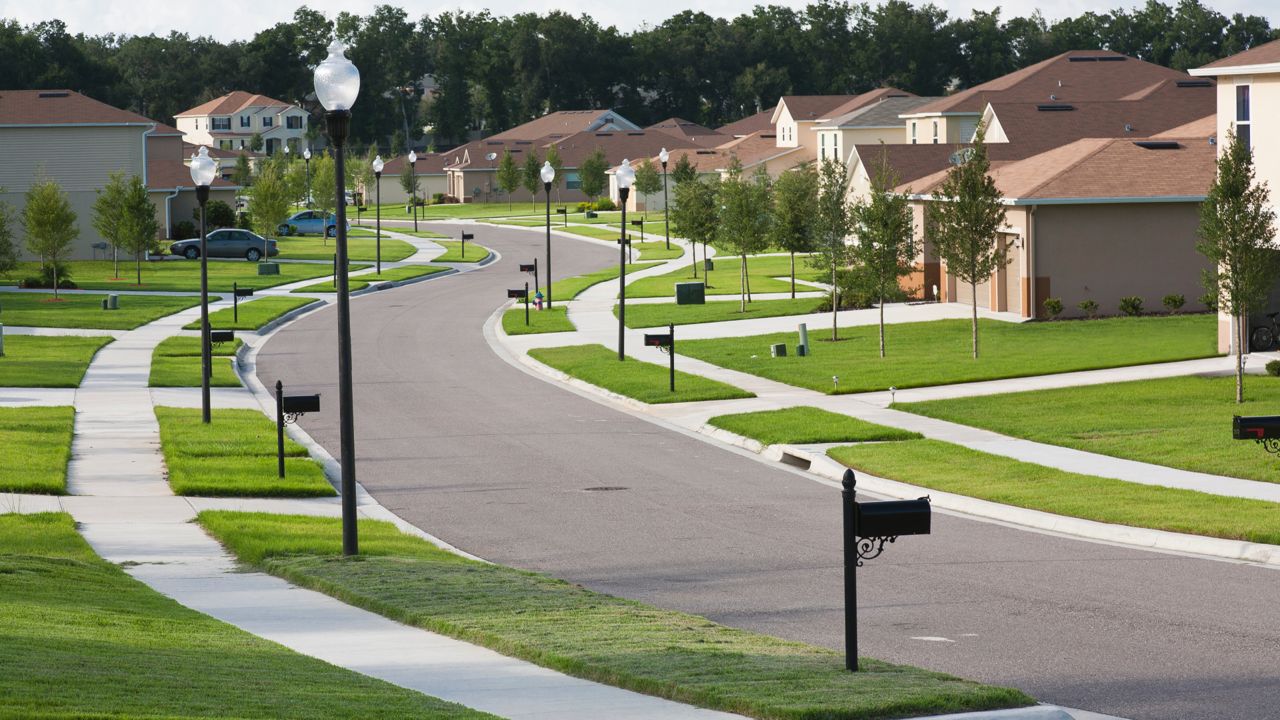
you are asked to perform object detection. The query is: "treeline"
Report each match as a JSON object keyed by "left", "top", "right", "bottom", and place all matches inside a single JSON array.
[{"left": 1, "top": 0, "right": 1273, "bottom": 148}]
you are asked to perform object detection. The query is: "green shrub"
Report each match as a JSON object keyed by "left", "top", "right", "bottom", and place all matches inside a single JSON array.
[
  {"left": 575, "top": 201, "right": 592, "bottom": 213},
  {"left": 1077, "top": 299, "right": 1099, "bottom": 318},
  {"left": 1267, "top": 360, "right": 1280, "bottom": 377},
  {"left": 431, "top": 192, "right": 446, "bottom": 204},
  {"left": 1199, "top": 291, "right": 1218, "bottom": 312},
  {"left": 1119, "top": 296, "right": 1144, "bottom": 316},
  {"left": 1162, "top": 294, "right": 1186, "bottom": 314},
  {"left": 197, "top": 200, "right": 237, "bottom": 229},
  {"left": 594, "top": 198, "right": 617, "bottom": 211},
  {"left": 173, "top": 220, "right": 197, "bottom": 240},
  {"left": 18, "top": 263, "right": 76, "bottom": 289},
  {"left": 1042, "top": 297, "right": 1063, "bottom": 319}
]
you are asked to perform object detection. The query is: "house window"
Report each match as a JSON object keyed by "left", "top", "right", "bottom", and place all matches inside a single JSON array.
[
  {"left": 820, "top": 133, "right": 826, "bottom": 160},
  {"left": 566, "top": 172, "right": 581, "bottom": 190},
  {"left": 286, "top": 115, "right": 302, "bottom": 129},
  {"left": 932, "top": 121, "right": 939, "bottom": 144},
  {"left": 211, "top": 117, "right": 231, "bottom": 131},
  {"left": 240, "top": 116, "right": 251, "bottom": 128},
  {"left": 262, "top": 116, "right": 273, "bottom": 128},
  {"left": 1236, "top": 84, "right": 1251, "bottom": 151},
  {"left": 911, "top": 122, "right": 917, "bottom": 144}
]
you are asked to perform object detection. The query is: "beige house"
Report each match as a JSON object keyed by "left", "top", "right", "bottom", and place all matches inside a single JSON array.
[
  {"left": 814, "top": 96, "right": 934, "bottom": 164},
  {"left": 772, "top": 90, "right": 910, "bottom": 162},
  {"left": 175, "top": 91, "right": 308, "bottom": 155},
  {"left": 365, "top": 153, "right": 448, "bottom": 206}
]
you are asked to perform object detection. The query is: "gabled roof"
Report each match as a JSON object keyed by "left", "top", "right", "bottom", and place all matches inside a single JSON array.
[
  {"left": 544, "top": 130, "right": 698, "bottom": 168},
  {"left": 444, "top": 138, "right": 551, "bottom": 170},
  {"left": 175, "top": 91, "right": 296, "bottom": 118},
  {"left": 907, "top": 50, "right": 1194, "bottom": 116},
  {"left": 646, "top": 117, "right": 724, "bottom": 147},
  {"left": 820, "top": 96, "right": 938, "bottom": 129},
  {"left": 1193, "top": 38, "right": 1280, "bottom": 72},
  {"left": 0, "top": 89, "right": 156, "bottom": 127},
  {"left": 1151, "top": 115, "right": 1217, "bottom": 139},
  {"left": 182, "top": 141, "right": 264, "bottom": 160},
  {"left": 654, "top": 132, "right": 802, "bottom": 174},
  {"left": 773, "top": 95, "right": 858, "bottom": 123},
  {"left": 379, "top": 153, "right": 447, "bottom": 175},
  {"left": 486, "top": 109, "right": 640, "bottom": 142},
  {"left": 717, "top": 107, "right": 775, "bottom": 138},
  {"left": 146, "top": 122, "right": 184, "bottom": 136},
  {"left": 850, "top": 142, "right": 1032, "bottom": 189},
  {"left": 146, "top": 160, "right": 238, "bottom": 191}
]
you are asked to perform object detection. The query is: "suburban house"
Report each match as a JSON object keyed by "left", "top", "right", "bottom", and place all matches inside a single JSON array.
[
  {"left": 0, "top": 89, "right": 237, "bottom": 260},
  {"left": 1190, "top": 37, "right": 1280, "bottom": 352},
  {"left": 485, "top": 109, "right": 640, "bottom": 141},
  {"left": 646, "top": 117, "right": 726, "bottom": 147},
  {"left": 366, "top": 153, "right": 448, "bottom": 206},
  {"left": 183, "top": 142, "right": 264, "bottom": 181},
  {"left": 814, "top": 95, "right": 936, "bottom": 163},
  {"left": 772, "top": 89, "right": 914, "bottom": 162},
  {"left": 718, "top": 107, "right": 776, "bottom": 138},
  {"left": 174, "top": 91, "right": 308, "bottom": 155}
]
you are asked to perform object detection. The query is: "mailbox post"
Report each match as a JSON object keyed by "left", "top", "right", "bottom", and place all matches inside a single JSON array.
[
  {"left": 644, "top": 324, "right": 676, "bottom": 392},
  {"left": 508, "top": 285, "right": 529, "bottom": 325},
  {"left": 631, "top": 218, "right": 645, "bottom": 242},
  {"left": 556, "top": 207, "right": 568, "bottom": 227},
  {"left": 841, "top": 469, "right": 931, "bottom": 671},
  {"left": 233, "top": 283, "right": 254, "bottom": 324},
  {"left": 461, "top": 231, "right": 474, "bottom": 260},
  {"left": 275, "top": 380, "right": 321, "bottom": 478},
  {"left": 519, "top": 260, "right": 539, "bottom": 298}
]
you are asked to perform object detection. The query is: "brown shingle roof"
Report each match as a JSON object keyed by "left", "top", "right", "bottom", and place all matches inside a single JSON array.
[
  {"left": 656, "top": 132, "right": 802, "bottom": 174},
  {"left": 545, "top": 130, "right": 698, "bottom": 169},
  {"left": 487, "top": 110, "right": 638, "bottom": 142},
  {"left": 1152, "top": 114, "right": 1217, "bottom": 138},
  {"left": 1198, "top": 38, "right": 1280, "bottom": 70},
  {"left": 646, "top": 117, "right": 725, "bottom": 147},
  {"left": 717, "top": 107, "right": 775, "bottom": 137},
  {"left": 379, "top": 153, "right": 447, "bottom": 175},
  {"left": 175, "top": 91, "right": 295, "bottom": 118},
  {"left": 909, "top": 50, "right": 1193, "bottom": 116},
  {"left": 182, "top": 142, "right": 263, "bottom": 160},
  {"left": 146, "top": 160, "right": 238, "bottom": 190},
  {"left": 777, "top": 95, "right": 859, "bottom": 120},
  {"left": 0, "top": 89, "right": 156, "bottom": 126}
]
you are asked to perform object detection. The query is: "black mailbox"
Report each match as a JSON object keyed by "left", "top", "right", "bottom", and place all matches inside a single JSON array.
[
  {"left": 210, "top": 330, "right": 235, "bottom": 344},
  {"left": 461, "top": 232, "right": 474, "bottom": 240},
  {"left": 644, "top": 333, "right": 673, "bottom": 347},
  {"left": 507, "top": 288, "right": 528, "bottom": 299},
  {"left": 630, "top": 219, "right": 644, "bottom": 227},
  {"left": 234, "top": 287, "right": 255, "bottom": 298},
  {"left": 555, "top": 207, "right": 568, "bottom": 214},
  {"left": 1234, "top": 415, "right": 1280, "bottom": 440},
  {"left": 616, "top": 236, "right": 631, "bottom": 244},
  {"left": 281, "top": 394, "right": 321, "bottom": 414},
  {"left": 518, "top": 263, "right": 536, "bottom": 273},
  {"left": 855, "top": 498, "right": 931, "bottom": 538}
]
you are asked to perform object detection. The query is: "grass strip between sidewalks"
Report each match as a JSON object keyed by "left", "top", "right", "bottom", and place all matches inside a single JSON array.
[
  {"left": 199, "top": 511, "right": 1034, "bottom": 720},
  {"left": 149, "top": 335, "right": 242, "bottom": 388},
  {"left": 0, "top": 513, "right": 495, "bottom": 719},
  {"left": 529, "top": 343, "right": 754, "bottom": 404},
  {"left": 0, "top": 260, "right": 340, "bottom": 292},
  {"left": 0, "top": 335, "right": 113, "bottom": 387},
  {"left": 184, "top": 296, "right": 320, "bottom": 331},
  {"left": 0, "top": 407, "right": 75, "bottom": 494},
  {"left": 155, "top": 407, "right": 334, "bottom": 497},
  {"left": 547, "top": 262, "right": 660, "bottom": 300},
  {"left": 0, "top": 293, "right": 201, "bottom": 330},
  {"left": 626, "top": 254, "right": 823, "bottom": 298},
  {"left": 619, "top": 296, "right": 826, "bottom": 328},
  {"left": 432, "top": 240, "right": 492, "bottom": 263},
  {"left": 708, "top": 407, "right": 922, "bottom": 446},
  {"left": 292, "top": 265, "right": 450, "bottom": 293},
  {"left": 829, "top": 439, "right": 1280, "bottom": 544},
  {"left": 502, "top": 305, "right": 574, "bottom": 335},
  {"left": 275, "top": 235, "right": 417, "bottom": 262}
]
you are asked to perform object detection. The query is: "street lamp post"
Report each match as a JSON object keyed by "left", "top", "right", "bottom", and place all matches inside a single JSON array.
[
  {"left": 540, "top": 161, "right": 555, "bottom": 309},
  {"left": 303, "top": 147, "right": 312, "bottom": 209},
  {"left": 408, "top": 149, "right": 419, "bottom": 233},
  {"left": 189, "top": 147, "right": 218, "bottom": 425},
  {"left": 372, "top": 155, "right": 384, "bottom": 275},
  {"left": 616, "top": 159, "right": 635, "bottom": 361},
  {"left": 315, "top": 39, "right": 362, "bottom": 556},
  {"left": 659, "top": 147, "right": 670, "bottom": 251}
]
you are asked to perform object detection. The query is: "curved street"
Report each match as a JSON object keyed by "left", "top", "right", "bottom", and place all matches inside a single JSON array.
[{"left": 256, "top": 221, "right": 1280, "bottom": 720}]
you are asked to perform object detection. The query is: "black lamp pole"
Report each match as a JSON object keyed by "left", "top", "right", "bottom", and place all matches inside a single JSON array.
[
  {"left": 618, "top": 185, "right": 630, "bottom": 361},
  {"left": 328, "top": 108, "right": 359, "bottom": 556},
  {"left": 196, "top": 184, "right": 211, "bottom": 424},
  {"left": 545, "top": 180, "right": 552, "bottom": 309},
  {"left": 305, "top": 155, "right": 311, "bottom": 209},
  {"left": 411, "top": 156, "right": 419, "bottom": 232},
  {"left": 661, "top": 158, "right": 670, "bottom": 251},
  {"left": 374, "top": 170, "right": 382, "bottom": 275}
]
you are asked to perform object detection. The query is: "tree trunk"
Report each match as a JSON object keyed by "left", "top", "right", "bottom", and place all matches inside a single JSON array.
[
  {"left": 691, "top": 239, "right": 699, "bottom": 278},
  {"left": 703, "top": 242, "right": 710, "bottom": 286},
  {"left": 879, "top": 295, "right": 886, "bottom": 358},
  {"left": 743, "top": 254, "right": 752, "bottom": 302},
  {"left": 790, "top": 252, "right": 796, "bottom": 299},
  {"left": 52, "top": 259, "right": 59, "bottom": 300},
  {"left": 831, "top": 260, "right": 839, "bottom": 341},
  {"left": 113, "top": 246, "right": 119, "bottom": 279},
  {"left": 971, "top": 281, "right": 979, "bottom": 359},
  {"left": 136, "top": 252, "right": 142, "bottom": 286},
  {"left": 1237, "top": 311, "right": 1245, "bottom": 404},
  {"left": 740, "top": 253, "right": 747, "bottom": 313}
]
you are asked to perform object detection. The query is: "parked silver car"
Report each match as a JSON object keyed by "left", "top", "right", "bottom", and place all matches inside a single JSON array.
[
  {"left": 169, "top": 228, "right": 278, "bottom": 261},
  {"left": 277, "top": 210, "right": 348, "bottom": 237}
]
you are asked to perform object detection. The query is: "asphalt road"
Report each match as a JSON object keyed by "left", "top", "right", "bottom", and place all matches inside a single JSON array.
[{"left": 257, "top": 221, "right": 1280, "bottom": 720}]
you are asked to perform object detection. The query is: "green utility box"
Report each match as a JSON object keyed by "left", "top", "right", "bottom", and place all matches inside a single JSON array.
[
  {"left": 257, "top": 262, "right": 281, "bottom": 276},
  {"left": 705, "top": 259, "right": 714, "bottom": 271},
  {"left": 675, "top": 281, "right": 706, "bottom": 305},
  {"left": 771, "top": 343, "right": 787, "bottom": 357}
]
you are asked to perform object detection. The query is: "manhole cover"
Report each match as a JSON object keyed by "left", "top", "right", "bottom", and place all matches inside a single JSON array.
[{"left": 583, "top": 486, "right": 628, "bottom": 492}]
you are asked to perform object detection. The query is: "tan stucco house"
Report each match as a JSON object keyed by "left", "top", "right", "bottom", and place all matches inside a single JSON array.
[{"left": 175, "top": 91, "right": 308, "bottom": 155}]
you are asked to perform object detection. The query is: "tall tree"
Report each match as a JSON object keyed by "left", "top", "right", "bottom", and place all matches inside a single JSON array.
[
  {"left": 850, "top": 154, "right": 916, "bottom": 358},
  {"left": 355, "top": 146, "right": 378, "bottom": 207},
  {"left": 248, "top": 162, "right": 291, "bottom": 240},
  {"left": 671, "top": 153, "right": 698, "bottom": 185},
  {"left": 495, "top": 149, "right": 520, "bottom": 209},
  {"left": 1198, "top": 126, "right": 1278, "bottom": 403},
  {"left": 811, "top": 158, "right": 854, "bottom": 340},
  {"left": 0, "top": 193, "right": 17, "bottom": 278},
  {"left": 716, "top": 160, "right": 772, "bottom": 311},
  {"left": 578, "top": 147, "right": 608, "bottom": 203},
  {"left": 633, "top": 158, "right": 662, "bottom": 213},
  {"left": 22, "top": 177, "right": 78, "bottom": 298},
  {"left": 927, "top": 127, "right": 1009, "bottom": 359},
  {"left": 521, "top": 148, "right": 542, "bottom": 202},
  {"left": 544, "top": 143, "right": 565, "bottom": 204},
  {"left": 670, "top": 175, "right": 720, "bottom": 280},
  {"left": 91, "top": 170, "right": 128, "bottom": 279},
  {"left": 231, "top": 153, "right": 252, "bottom": 189},
  {"left": 311, "top": 154, "right": 338, "bottom": 235},
  {"left": 398, "top": 158, "right": 420, "bottom": 209},
  {"left": 118, "top": 174, "right": 158, "bottom": 285},
  {"left": 769, "top": 164, "right": 818, "bottom": 298}
]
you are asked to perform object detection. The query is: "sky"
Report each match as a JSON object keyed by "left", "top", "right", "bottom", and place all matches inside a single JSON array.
[{"left": 2, "top": 0, "right": 1277, "bottom": 39}]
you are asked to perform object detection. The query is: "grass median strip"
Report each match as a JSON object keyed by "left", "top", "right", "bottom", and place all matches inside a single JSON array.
[
  {"left": 292, "top": 265, "right": 450, "bottom": 293},
  {"left": 829, "top": 439, "right": 1280, "bottom": 544},
  {"left": 184, "top": 296, "right": 320, "bottom": 331},
  {"left": 155, "top": 407, "right": 334, "bottom": 497},
  {"left": 149, "top": 335, "right": 242, "bottom": 388},
  {"left": 529, "top": 343, "right": 753, "bottom": 403},
  {"left": 680, "top": 315, "right": 1219, "bottom": 394},
  {"left": 0, "top": 513, "right": 494, "bottom": 719},
  {"left": 0, "top": 335, "right": 112, "bottom": 387},
  {"left": 432, "top": 240, "right": 491, "bottom": 263},
  {"left": 0, "top": 260, "right": 340, "bottom": 292},
  {"left": 0, "top": 407, "right": 75, "bottom": 494},
  {"left": 199, "top": 511, "right": 1033, "bottom": 719},
  {"left": 709, "top": 407, "right": 922, "bottom": 445},
  {"left": 276, "top": 235, "right": 416, "bottom": 262},
  {"left": 619, "top": 296, "right": 826, "bottom": 328},
  {"left": 626, "top": 254, "right": 823, "bottom": 298},
  {"left": 899, "top": 374, "right": 1280, "bottom": 484},
  {"left": 502, "top": 305, "right": 574, "bottom": 335},
  {"left": 0, "top": 292, "right": 201, "bottom": 330},
  {"left": 548, "top": 262, "right": 660, "bottom": 300}
]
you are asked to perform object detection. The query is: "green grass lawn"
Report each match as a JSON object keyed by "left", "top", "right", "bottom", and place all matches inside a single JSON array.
[
  {"left": 487, "top": 218, "right": 545, "bottom": 227},
  {"left": 626, "top": 254, "right": 824, "bottom": 298},
  {"left": 829, "top": 439, "right": 1280, "bottom": 544},
  {"left": 502, "top": 306, "right": 574, "bottom": 335},
  {"left": 275, "top": 235, "right": 416, "bottom": 262},
  {"left": 149, "top": 335, "right": 243, "bottom": 388},
  {"left": 432, "top": 240, "right": 492, "bottom": 263},
  {"left": 199, "top": 511, "right": 1033, "bottom": 720},
  {"left": 0, "top": 293, "right": 200, "bottom": 330},
  {"left": 0, "top": 407, "right": 75, "bottom": 494},
  {"left": 184, "top": 296, "right": 320, "bottom": 331},
  {"left": 634, "top": 241, "right": 683, "bottom": 260},
  {"left": 292, "top": 265, "right": 450, "bottom": 293},
  {"left": 900, "top": 374, "right": 1280, "bottom": 483},
  {"left": 0, "top": 260, "right": 342, "bottom": 292},
  {"left": 155, "top": 407, "right": 334, "bottom": 497},
  {"left": 619, "top": 297, "right": 827, "bottom": 328},
  {"left": 680, "top": 315, "right": 1219, "bottom": 394},
  {"left": 0, "top": 513, "right": 494, "bottom": 719},
  {"left": 709, "top": 407, "right": 922, "bottom": 445},
  {"left": 548, "top": 262, "right": 660, "bottom": 300},
  {"left": 0, "top": 335, "right": 112, "bottom": 387},
  {"left": 371, "top": 202, "right": 543, "bottom": 220},
  {"left": 529, "top": 344, "right": 754, "bottom": 404},
  {"left": 560, "top": 225, "right": 623, "bottom": 241}
]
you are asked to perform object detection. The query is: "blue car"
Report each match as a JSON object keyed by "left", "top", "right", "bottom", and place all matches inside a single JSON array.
[{"left": 277, "top": 210, "right": 348, "bottom": 237}]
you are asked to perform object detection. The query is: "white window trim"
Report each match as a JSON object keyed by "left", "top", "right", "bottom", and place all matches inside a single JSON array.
[{"left": 1235, "top": 77, "right": 1252, "bottom": 150}]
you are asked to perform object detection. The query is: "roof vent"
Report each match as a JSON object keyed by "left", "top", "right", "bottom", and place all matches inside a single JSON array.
[
  {"left": 1134, "top": 140, "right": 1180, "bottom": 150},
  {"left": 1049, "top": 94, "right": 1058, "bottom": 101},
  {"left": 1176, "top": 79, "right": 1212, "bottom": 88},
  {"left": 1209, "top": 137, "right": 1217, "bottom": 146},
  {"left": 38, "top": 91, "right": 70, "bottom": 98},
  {"left": 1057, "top": 80, "right": 1063, "bottom": 87},
  {"left": 1124, "top": 123, "right": 1134, "bottom": 132},
  {"left": 627, "top": 132, "right": 644, "bottom": 136},
  {"left": 1067, "top": 56, "right": 1098, "bottom": 62},
  {"left": 515, "top": 140, "right": 532, "bottom": 145},
  {"left": 696, "top": 150, "right": 716, "bottom": 155},
  {"left": 1036, "top": 104, "right": 1075, "bottom": 112}
]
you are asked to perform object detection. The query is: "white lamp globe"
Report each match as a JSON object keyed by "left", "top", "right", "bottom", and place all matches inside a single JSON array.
[
  {"left": 303, "top": 148, "right": 312, "bottom": 161},
  {"left": 189, "top": 146, "right": 217, "bottom": 187},
  {"left": 313, "top": 39, "right": 361, "bottom": 112},
  {"left": 284, "top": 145, "right": 291, "bottom": 155},
  {"left": 408, "top": 150, "right": 417, "bottom": 165},
  {"left": 659, "top": 148, "right": 669, "bottom": 164},
  {"left": 616, "top": 159, "right": 635, "bottom": 190},
  {"left": 372, "top": 155, "right": 384, "bottom": 174},
  {"left": 540, "top": 161, "right": 555, "bottom": 184}
]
